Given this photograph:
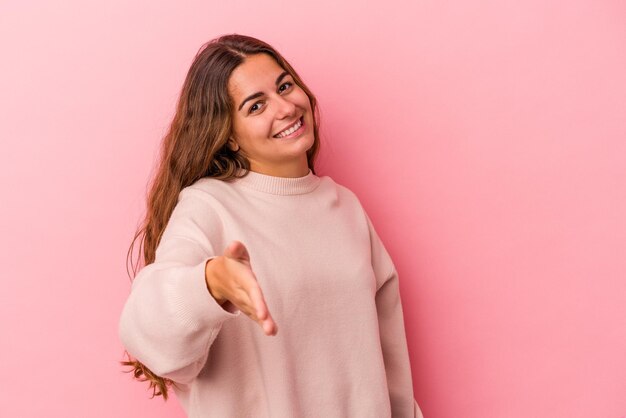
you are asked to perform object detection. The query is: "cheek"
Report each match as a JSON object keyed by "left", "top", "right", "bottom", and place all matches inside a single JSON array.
[
  {"left": 245, "top": 118, "right": 274, "bottom": 140},
  {"left": 297, "top": 92, "right": 313, "bottom": 111},
  {"left": 231, "top": 117, "right": 243, "bottom": 135}
]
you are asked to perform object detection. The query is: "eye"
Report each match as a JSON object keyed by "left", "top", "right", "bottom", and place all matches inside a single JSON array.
[
  {"left": 247, "top": 82, "right": 293, "bottom": 114},
  {"left": 248, "top": 101, "right": 265, "bottom": 114},
  {"left": 278, "top": 81, "right": 293, "bottom": 93}
]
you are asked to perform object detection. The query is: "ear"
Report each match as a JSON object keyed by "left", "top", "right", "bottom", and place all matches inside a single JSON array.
[{"left": 227, "top": 137, "right": 240, "bottom": 152}]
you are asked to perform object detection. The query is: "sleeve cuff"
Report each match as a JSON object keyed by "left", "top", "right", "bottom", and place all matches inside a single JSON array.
[{"left": 176, "top": 256, "right": 242, "bottom": 328}]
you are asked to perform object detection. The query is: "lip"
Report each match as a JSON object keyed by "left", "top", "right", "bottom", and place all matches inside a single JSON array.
[
  {"left": 273, "top": 116, "right": 304, "bottom": 138},
  {"left": 273, "top": 116, "right": 305, "bottom": 140}
]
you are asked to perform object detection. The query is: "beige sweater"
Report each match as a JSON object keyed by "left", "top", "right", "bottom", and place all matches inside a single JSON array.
[{"left": 118, "top": 168, "right": 424, "bottom": 418}]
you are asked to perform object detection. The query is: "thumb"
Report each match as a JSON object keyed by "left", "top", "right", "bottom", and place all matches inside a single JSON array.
[{"left": 223, "top": 240, "right": 251, "bottom": 263}]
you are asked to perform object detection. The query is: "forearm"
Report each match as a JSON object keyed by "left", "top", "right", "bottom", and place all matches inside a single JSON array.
[
  {"left": 118, "top": 258, "right": 240, "bottom": 383},
  {"left": 376, "top": 267, "right": 417, "bottom": 417}
]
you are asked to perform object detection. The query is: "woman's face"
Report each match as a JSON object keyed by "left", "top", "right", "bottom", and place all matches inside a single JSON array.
[{"left": 227, "top": 53, "right": 314, "bottom": 176}]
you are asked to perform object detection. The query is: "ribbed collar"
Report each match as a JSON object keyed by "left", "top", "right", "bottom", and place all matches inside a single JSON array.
[{"left": 234, "top": 168, "right": 321, "bottom": 195}]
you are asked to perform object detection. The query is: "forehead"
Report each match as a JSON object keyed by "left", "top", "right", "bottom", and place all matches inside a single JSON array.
[{"left": 228, "top": 53, "right": 285, "bottom": 99}]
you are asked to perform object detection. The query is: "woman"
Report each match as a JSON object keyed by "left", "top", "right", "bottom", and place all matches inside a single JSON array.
[{"left": 118, "top": 33, "right": 424, "bottom": 418}]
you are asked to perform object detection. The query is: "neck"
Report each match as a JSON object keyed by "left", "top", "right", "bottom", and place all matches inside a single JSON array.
[{"left": 248, "top": 156, "right": 310, "bottom": 178}]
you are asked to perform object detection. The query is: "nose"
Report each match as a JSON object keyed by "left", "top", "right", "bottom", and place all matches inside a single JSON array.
[{"left": 274, "top": 94, "right": 297, "bottom": 119}]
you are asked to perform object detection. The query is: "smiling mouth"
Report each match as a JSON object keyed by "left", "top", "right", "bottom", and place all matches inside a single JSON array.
[{"left": 273, "top": 116, "right": 304, "bottom": 138}]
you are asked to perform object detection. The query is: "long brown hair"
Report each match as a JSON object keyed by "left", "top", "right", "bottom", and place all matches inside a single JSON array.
[{"left": 120, "top": 33, "right": 322, "bottom": 400}]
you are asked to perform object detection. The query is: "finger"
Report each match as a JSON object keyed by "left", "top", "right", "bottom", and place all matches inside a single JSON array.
[
  {"left": 232, "top": 287, "right": 260, "bottom": 321},
  {"left": 244, "top": 278, "right": 268, "bottom": 319},
  {"left": 246, "top": 283, "right": 278, "bottom": 335},
  {"left": 263, "top": 312, "right": 278, "bottom": 336},
  {"left": 226, "top": 240, "right": 251, "bottom": 264}
]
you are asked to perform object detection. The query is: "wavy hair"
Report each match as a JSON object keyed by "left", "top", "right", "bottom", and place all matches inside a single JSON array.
[{"left": 120, "top": 33, "right": 321, "bottom": 400}]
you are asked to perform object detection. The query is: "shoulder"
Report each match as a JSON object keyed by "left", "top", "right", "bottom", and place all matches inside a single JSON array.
[
  {"left": 177, "top": 176, "right": 238, "bottom": 207},
  {"left": 317, "top": 174, "right": 369, "bottom": 225},
  {"left": 318, "top": 174, "right": 363, "bottom": 205},
  {"left": 157, "top": 178, "right": 231, "bottom": 244},
  {"left": 322, "top": 175, "right": 385, "bottom": 239}
]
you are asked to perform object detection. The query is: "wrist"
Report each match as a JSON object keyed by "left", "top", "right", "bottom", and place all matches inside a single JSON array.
[{"left": 205, "top": 256, "right": 227, "bottom": 305}]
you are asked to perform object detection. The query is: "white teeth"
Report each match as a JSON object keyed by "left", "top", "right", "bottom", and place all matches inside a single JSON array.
[{"left": 275, "top": 118, "right": 302, "bottom": 138}]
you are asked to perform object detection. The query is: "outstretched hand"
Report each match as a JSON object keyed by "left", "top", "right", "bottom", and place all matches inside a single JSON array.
[{"left": 205, "top": 240, "right": 278, "bottom": 336}]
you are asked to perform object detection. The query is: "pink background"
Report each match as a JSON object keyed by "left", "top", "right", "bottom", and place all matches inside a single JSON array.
[{"left": 1, "top": 1, "right": 625, "bottom": 417}]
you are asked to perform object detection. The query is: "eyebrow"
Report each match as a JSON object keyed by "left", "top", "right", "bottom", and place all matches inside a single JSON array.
[{"left": 238, "top": 70, "right": 290, "bottom": 112}]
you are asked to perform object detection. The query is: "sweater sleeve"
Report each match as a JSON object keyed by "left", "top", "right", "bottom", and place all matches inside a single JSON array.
[
  {"left": 364, "top": 210, "right": 424, "bottom": 418},
  {"left": 118, "top": 186, "right": 242, "bottom": 385}
]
